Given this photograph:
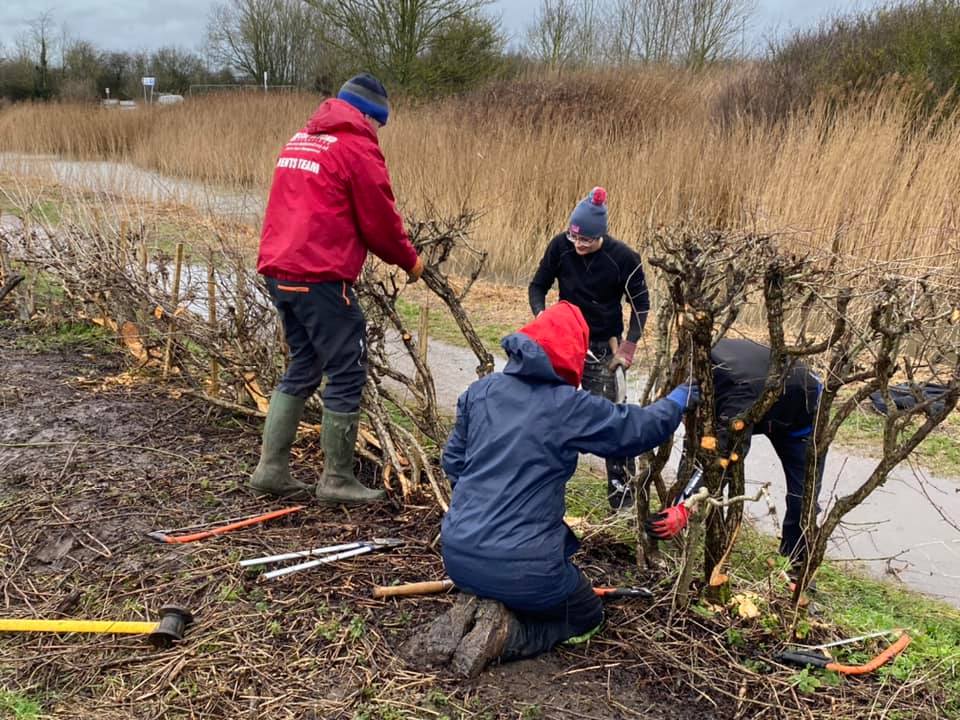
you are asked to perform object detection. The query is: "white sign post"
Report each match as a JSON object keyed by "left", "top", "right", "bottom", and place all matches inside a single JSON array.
[{"left": 142, "top": 76, "right": 156, "bottom": 105}]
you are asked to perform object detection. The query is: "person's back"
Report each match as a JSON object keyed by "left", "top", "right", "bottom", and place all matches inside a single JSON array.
[
  {"left": 258, "top": 95, "right": 416, "bottom": 285},
  {"left": 712, "top": 338, "right": 821, "bottom": 438},
  {"left": 710, "top": 338, "right": 824, "bottom": 568},
  {"left": 441, "top": 302, "right": 690, "bottom": 610},
  {"left": 249, "top": 74, "right": 422, "bottom": 503},
  {"left": 428, "top": 303, "right": 698, "bottom": 677}
]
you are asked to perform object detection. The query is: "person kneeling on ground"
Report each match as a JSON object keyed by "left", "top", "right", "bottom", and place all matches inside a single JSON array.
[{"left": 416, "top": 302, "right": 699, "bottom": 677}]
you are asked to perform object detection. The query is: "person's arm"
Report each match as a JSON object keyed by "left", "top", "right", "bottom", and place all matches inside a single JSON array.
[
  {"left": 609, "top": 247, "right": 649, "bottom": 369},
  {"left": 528, "top": 238, "right": 559, "bottom": 317},
  {"left": 348, "top": 142, "right": 420, "bottom": 275},
  {"left": 624, "top": 255, "right": 650, "bottom": 343},
  {"left": 441, "top": 392, "right": 470, "bottom": 490},
  {"left": 623, "top": 250, "right": 649, "bottom": 342},
  {"left": 562, "top": 383, "right": 699, "bottom": 458}
]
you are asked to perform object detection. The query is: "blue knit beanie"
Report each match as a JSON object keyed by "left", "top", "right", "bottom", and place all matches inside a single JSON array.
[
  {"left": 569, "top": 187, "right": 608, "bottom": 238},
  {"left": 337, "top": 73, "right": 389, "bottom": 126}
]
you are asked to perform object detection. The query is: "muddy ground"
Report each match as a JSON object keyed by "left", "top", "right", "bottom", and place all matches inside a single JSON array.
[{"left": 0, "top": 320, "right": 940, "bottom": 719}]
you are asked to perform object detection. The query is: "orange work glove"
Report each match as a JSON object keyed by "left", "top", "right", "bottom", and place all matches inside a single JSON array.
[{"left": 407, "top": 257, "right": 424, "bottom": 283}]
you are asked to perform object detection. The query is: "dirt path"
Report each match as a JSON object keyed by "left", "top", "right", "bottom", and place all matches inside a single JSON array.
[{"left": 393, "top": 335, "right": 960, "bottom": 609}]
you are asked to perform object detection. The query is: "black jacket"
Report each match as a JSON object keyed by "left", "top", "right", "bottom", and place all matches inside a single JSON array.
[
  {"left": 528, "top": 233, "right": 649, "bottom": 343},
  {"left": 712, "top": 339, "right": 822, "bottom": 446}
]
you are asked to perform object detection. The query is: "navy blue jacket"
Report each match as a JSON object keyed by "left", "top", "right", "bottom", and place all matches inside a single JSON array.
[{"left": 440, "top": 332, "right": 684, "bottom": 611}]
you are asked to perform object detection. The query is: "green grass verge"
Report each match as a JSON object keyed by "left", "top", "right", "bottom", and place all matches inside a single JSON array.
[
  {"left": 565, "top": 464, "right": 615, "bottom": 526},
  {"left": 396, "top": 297, "right": 514, "bottom": 355},
  {"left": 734, "top": 524, "right": 960, "bottom": 705},
  {"left": 0, "top": 690, "right": 41, "bottom": 720},
  {"left": 563, "top": 472, "right": 959, "bottom": 707},
  {"left": 11, "top": 320, "right": 115, "bottom": 354},
  {"left": 837, "top": 409, "right": 960, "bottom": 477},
  {"left": 0, "top": 194, "right": 62, "bottom": 226}
]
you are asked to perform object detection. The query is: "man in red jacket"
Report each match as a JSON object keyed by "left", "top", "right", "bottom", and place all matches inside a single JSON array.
[{"left": 251, "top": 73, "right": 423, "bottom": 503}]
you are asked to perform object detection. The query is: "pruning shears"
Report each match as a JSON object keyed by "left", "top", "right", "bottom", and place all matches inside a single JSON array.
[{"left": 241, "top": 537, "right": 404, "bottom": 580}]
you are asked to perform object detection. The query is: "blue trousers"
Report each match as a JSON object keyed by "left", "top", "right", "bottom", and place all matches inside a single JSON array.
[
  {"left": 767, "top": 433, "right": 825, "bottom": 565},
  {"left": 265, "top": 278, "right": 367, "bottom": 414},
  {"left": 501, "top": 570, "right": 604, "bottom": 661}
]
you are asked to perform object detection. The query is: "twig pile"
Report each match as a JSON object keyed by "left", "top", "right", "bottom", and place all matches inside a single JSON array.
[{"left": 0, "top": 202, "right": 492, "bottom": 508}]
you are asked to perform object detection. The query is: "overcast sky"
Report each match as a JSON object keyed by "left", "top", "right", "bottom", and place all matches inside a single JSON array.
[{"left": 0, "top": 0, "right": 885, "bottom": 56}]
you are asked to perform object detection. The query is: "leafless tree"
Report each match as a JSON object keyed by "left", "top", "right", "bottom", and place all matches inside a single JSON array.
[
  {"left": 641, "top": 228, "right": 960, "bottom": 613},
  {"left": 27, "top": 12, "right": 56, "bottom": 98},
  {"left": 639, "top": 0, "right": 686, "bottom": 63},
  {"left": 595, "top": 0, "right": 755, "bottom": 67},
  {"left": 523, "top": 0, "right": 582, "bottom": 68},
  {"left": 681, "top": 0, "right": 754, "bottom": 68},
  {"left": 308, "top": 0, "right": 495, "bottom": 87},
  {"left": 604, "top": 0, "right": 644, "bottom": 64},
  {"left": 206, "top": 0, "right": 324, "bottom": 86}
]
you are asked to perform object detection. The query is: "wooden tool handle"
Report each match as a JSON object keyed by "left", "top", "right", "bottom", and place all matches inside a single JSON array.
[
  {"left": 372, "top": 579, "right": 454, "bottom": 599},
  {"left": 162, "top": 506, "right": 304, "bottom": 544}
]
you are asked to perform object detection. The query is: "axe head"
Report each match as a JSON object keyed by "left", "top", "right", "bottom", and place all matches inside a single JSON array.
[{"left": 614, "top": 366, "right": 627, "bottom": 404}]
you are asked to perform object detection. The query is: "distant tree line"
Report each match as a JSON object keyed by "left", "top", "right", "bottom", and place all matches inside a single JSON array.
[
  {"left": 0, "top": 0, "right": 756, "bottom": 103},
  {"left": 721, "top": 0, "right": 960, "bottom": 121},
  {"left": 0, "top": 13, "right": 236, "bottom": 102}
]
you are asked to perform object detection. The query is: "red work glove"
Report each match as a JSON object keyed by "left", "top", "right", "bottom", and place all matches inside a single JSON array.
[
  {"left": 644, "top": 503, "right": 690, "bottom": 540},
  {"left": 407, "top": 256, "right": 424, "bottom": 283},
  {"left": 608, "top": 340, "right": 637, "bottom": 370}
]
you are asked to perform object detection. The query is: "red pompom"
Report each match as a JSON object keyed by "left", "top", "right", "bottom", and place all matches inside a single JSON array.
[{"left": 591, "top": 186, "right": 607, "bottom": 206}]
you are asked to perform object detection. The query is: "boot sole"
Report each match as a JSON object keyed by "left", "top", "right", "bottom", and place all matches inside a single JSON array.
[
  {"left": 314, "top": 494, "right": 386, "bottom": 506},
  {"left": 451, "top": 601, "right": 512, "bottom": 678},
  {"left": 249, "top": 484, "right": 313, "bottom": 499}
]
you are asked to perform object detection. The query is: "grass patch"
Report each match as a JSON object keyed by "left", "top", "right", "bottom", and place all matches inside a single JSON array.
[
  {"left": 815, "top": 562, "right": 960, "bottom": 692},
  {"left": 836, "top": 407, "right": 960, "bottom": 477},
  {"left": 0, "top": 191, "right": 63, "bottom": 226},
  {"left": 572, "top": 487, "right": 960, "bottom": 708},
  {"left": 0, "top": 691, "right": 41, "bottom": 720},
  {"left": 13, "top": 320, "right": 115, "bottom": 354},
  {"left": 731, "top": 525, "right": 960, "bottom": 708},
  {"left": 565, "top": 465, "right": 611, "bottom": 525},
  {"left": 396, "top": 297, "right": 514, "bottom": 355}
]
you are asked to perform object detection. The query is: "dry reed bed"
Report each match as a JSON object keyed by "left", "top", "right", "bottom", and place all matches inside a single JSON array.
[{"left": 2, "top": 70, "right": 959, "bottom": 281}]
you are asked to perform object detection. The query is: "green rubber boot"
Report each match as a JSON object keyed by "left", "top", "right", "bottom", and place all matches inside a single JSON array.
[
  {"left": 316, "top": 409, "right": 385, "bottom": 505},
  {"left": 249, "top": 391, "right": 311, "bottom": 497}
]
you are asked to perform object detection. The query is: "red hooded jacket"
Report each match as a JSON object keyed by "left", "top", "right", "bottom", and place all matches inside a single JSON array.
[
  {"left": 257, "top": 98, "right": 418, "bottom": 283},
  {"left": 517, "top": 302, "right": 589, "bottom": 387}
]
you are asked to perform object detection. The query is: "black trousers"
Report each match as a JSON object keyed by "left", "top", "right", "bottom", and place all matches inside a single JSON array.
[
  {"left": 266, "top": 277, "right": 367, "bottom": 414},
  {"left": 502, "top": 570, "right": 604, "bottom": 661},
  {"left": 581, "top": 340, "right": 635, "bottom": 509},
  {"left": 768, "top": 433, "right": 825, "bottom": 565},
  {"left": 722, "top": 431, "right": 825, "bottom": 565}
]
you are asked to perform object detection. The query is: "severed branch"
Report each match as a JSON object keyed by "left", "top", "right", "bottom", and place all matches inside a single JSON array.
[{"left": 0, "top": 273, "right": 24, "bottom": 304}]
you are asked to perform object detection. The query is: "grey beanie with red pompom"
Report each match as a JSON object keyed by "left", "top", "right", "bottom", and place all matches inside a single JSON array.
[{"left": 568, "top": 186, "right": 608, "bottom": 238}]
